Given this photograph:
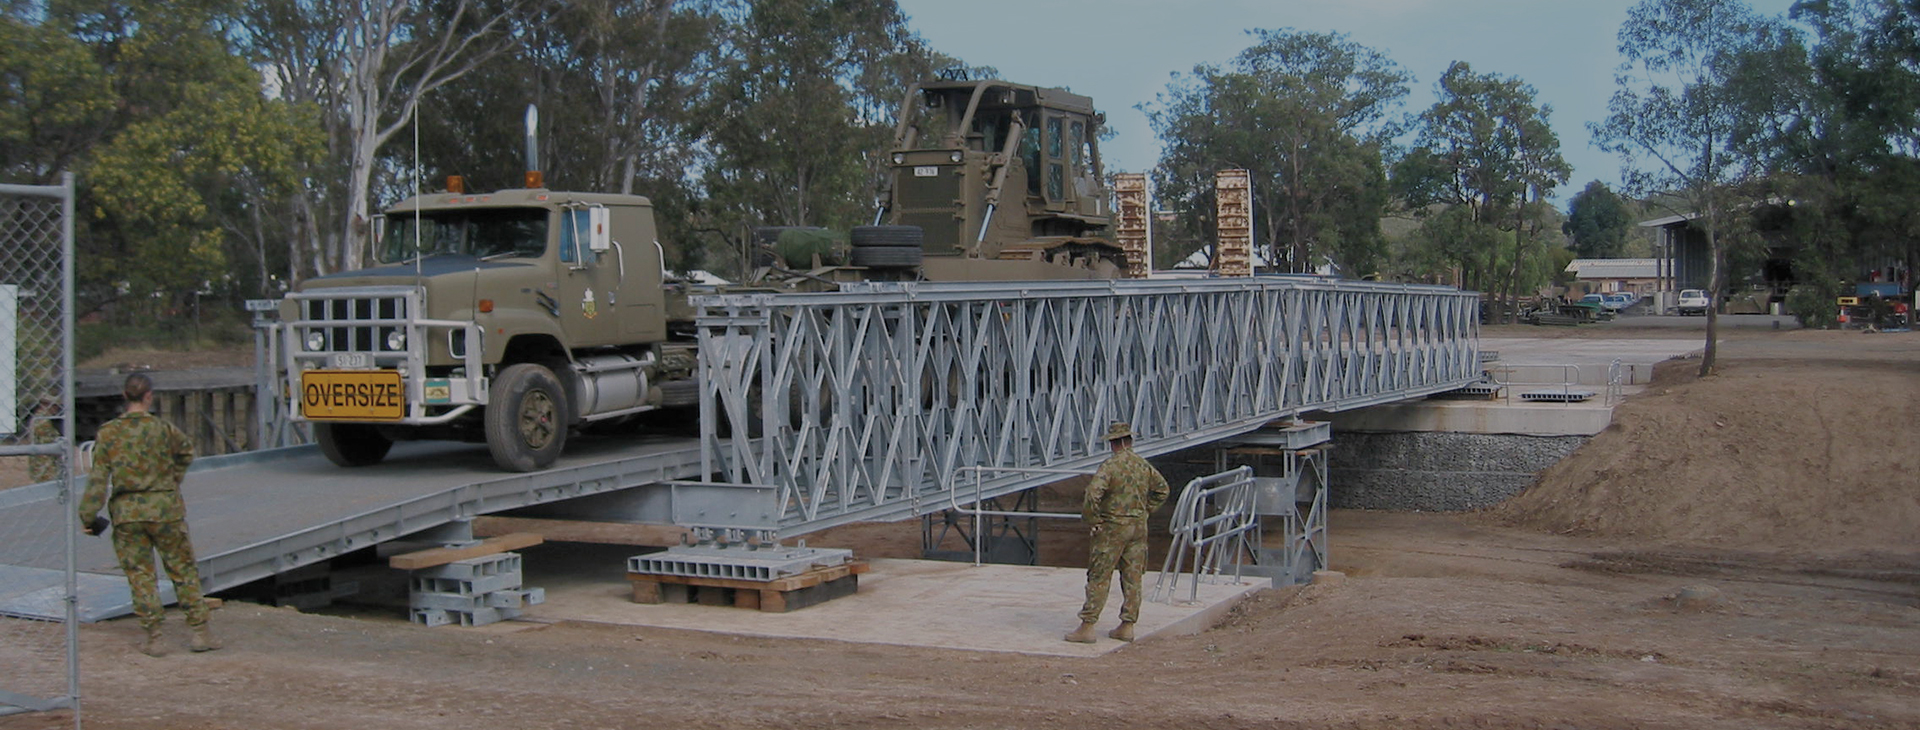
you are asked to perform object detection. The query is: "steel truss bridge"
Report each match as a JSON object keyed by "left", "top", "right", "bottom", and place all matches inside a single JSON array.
[
  {"left": 0, "top": 275, "right": 1477, "bottom": 623},
  {"left": 689, "top": 277, "right": 1479, "bottom": 538}
]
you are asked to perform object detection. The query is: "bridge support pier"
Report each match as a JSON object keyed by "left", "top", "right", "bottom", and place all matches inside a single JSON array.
[{"left": 1214, "top": 421, "right": 1331, "bottom": 588}]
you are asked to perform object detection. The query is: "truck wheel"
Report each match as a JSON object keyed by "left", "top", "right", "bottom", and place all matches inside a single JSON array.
[
  {"left": 851, "top": 225, "right": 923, "bottom": 248},
  {"left": 486, "top": 363, "right": 569, "bottom": 472},
  {"left": 659, "top": 378, "right": 701, "bottom": 408},
  {"left": 851, "top": 245, "right": 923, "bottom": 269},
  {"left": 314, "top": 423, "right": 393, "bottom": 467}
]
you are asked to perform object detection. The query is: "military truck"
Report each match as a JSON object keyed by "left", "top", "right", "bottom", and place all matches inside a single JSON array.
[{"left": 282, "top": 78, "right": 1132, "bottom": 472}]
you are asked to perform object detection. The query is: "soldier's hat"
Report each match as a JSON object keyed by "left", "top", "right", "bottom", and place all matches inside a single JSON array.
[{"left": 1102, "top": 421, "right": 1133, "bottom": 442}]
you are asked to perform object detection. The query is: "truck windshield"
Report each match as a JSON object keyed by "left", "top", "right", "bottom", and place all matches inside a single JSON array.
[{"left": 379, "top": 208, "right": 549, "bottom": 263}]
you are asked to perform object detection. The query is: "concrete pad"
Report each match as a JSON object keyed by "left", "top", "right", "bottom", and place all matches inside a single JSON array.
[
  {"left": 1482, "top": 337, "right": 1701, "bottom": 384},
  {"left": 530, "top": 556, "right": 1263, "bottom": 657}
]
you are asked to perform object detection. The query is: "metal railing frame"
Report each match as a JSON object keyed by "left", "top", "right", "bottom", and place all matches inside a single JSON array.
[{"left": 1152, "top": 466, "right": 1260, "bottom": 604}]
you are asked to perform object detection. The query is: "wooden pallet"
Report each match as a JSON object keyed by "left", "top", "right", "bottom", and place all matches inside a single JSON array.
[{"left": 627, "top": 560, "right": 870, "bottom": 613}]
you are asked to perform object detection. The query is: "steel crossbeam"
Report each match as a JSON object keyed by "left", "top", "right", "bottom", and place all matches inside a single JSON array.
[{"left": 692, "top": 277, "right": 1479, "bottom": 537}]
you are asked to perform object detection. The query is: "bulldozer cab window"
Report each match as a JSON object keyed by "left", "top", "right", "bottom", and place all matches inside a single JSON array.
[
  {"left": 558, "top": 209, "right": 599, "bottom": 265},
  {"left": 1046, "top": 117, "right": 1065, "bottom": 201},
  {"left": 378, "top": 208, "right": 547, "bottom": 263},
  {"left": 1069, "top": 121, "right": 1086, "bottom": 175},
  {"left": 971, "top": 111, "right": 1008, "bottom": 152},
  {"left": 1022, "top": 126, "right": 1042, "bottom": 195}
]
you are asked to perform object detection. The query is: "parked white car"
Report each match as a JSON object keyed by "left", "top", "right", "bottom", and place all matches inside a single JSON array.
[{"left": 1676, "top": 289, "right": 1710, "bottom": 316}]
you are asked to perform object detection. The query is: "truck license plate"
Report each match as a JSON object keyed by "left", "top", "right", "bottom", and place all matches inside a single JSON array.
[
  {"left": 329, "top": 352, "right": 371, "bottom": 369},
  {"left": 913, "top": 166, "right": 938, "bottom": 177},
  {"left": 300, "top": 370, "right": 405, "bottom": 421}
]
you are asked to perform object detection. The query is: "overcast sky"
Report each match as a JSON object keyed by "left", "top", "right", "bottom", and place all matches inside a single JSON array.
[{"left": 895, "top": 0, "right": 1800, "bottom": 208}]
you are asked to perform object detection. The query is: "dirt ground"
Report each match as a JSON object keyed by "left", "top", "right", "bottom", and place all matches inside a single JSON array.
[{"left": 4, "top": 320, "right": 1918, "bottom": 729}]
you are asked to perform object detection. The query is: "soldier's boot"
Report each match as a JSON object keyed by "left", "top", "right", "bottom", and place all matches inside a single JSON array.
[
  {"left": 1107, "top": 621, "right": 1136, "bottom": 642},
  {"left": 1063, "top": 621, "right": 1100, "bottom": 644},
  {"left": 189, "top": 623, "right": 222, "bottom": 653},
  {"left": 137, "top": 624, "right": 167, "bottom": 658}
]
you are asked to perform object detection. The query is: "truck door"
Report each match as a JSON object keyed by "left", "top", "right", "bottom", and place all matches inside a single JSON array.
[{"left": 555, "top": 206, "right": 622, "bottom": 348}]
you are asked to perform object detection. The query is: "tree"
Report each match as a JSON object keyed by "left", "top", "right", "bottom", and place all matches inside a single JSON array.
[
  {"left": 1146, "top": 29, "right": 1409, "bottom": 275},
  {"left": 1593, "top": 0, "right": 1776, "bottom": 375},
  {"left": 1563, "top": 180, "right": 1635, "bottom": 258},
  {"left": 8, "top": 0, "right": 318, "bottom": 320},
  {"left": 399, "top": 0, "right": 727, "bottom": 271},
  {"left": 239, "top": 0, "right": 537, "bottom": 279},
  {"left": 0, "top": 10, "right": 112, "bottom": 184},
  {"left": 698, "top": 0, "right": 928, "bottom": 234},
  {"left": 1397, "top": 61, "right": 1570, "bottom": 316}
]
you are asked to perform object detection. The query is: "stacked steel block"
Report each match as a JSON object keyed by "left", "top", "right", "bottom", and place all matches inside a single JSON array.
[
  {"left": 1214, "top": 169, "right": 1252, "bottom": 277},
  {"left": 1113, "top": 172, "right": 1151, "bottom": 279},
  {"left": 408, "top": 552, "right": 545, "bottom": 627}
]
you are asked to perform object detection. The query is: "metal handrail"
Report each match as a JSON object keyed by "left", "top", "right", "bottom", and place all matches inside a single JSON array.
[
  {"left": 1152, "top": 466, "right": 1259, "bottom": 604},
  {"left": 1484, "top": 363, "right": 1589, "bottom": 404},
  {"left": 947, "top": 465, "right": 1095, "bottom": 566}
]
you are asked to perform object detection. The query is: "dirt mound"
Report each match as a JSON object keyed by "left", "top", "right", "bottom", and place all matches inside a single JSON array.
[{"left": 1492, "top": 351, "right": 1920, "bottom": 553}]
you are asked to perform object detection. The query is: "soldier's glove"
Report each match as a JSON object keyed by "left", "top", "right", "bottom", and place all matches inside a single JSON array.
[{"left": 83, "top": 515, "right": 110, "bottom": 536}]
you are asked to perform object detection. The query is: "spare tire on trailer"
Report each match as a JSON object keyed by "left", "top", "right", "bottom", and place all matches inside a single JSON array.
[
  {"left": 850, "top": 244, "right": 923, "bottom": 269},
  {"left": 850, "top": 225, "right": 924, "bottom": 248}
]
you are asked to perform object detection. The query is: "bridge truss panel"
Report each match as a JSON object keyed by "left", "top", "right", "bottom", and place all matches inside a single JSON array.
[{"left": 693, "top": 278, "right": 1479, "bottom": 537}]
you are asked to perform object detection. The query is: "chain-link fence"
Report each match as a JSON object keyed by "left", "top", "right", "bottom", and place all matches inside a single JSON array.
[{"left": 0, "top": 174, "right": 78, "bottom": 717}]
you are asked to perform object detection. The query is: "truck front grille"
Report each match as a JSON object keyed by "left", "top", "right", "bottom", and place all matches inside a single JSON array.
[{"left": 299, "top": 292, "right": 411, "bottom": 353}]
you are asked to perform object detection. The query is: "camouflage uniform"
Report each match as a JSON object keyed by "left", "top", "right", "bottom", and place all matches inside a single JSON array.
[
  {"left": 1078, "top": 446, "right": 1169, "bottom": 624},
  {"left": 77, "top": 411, "right": 209, "bottom": 630},
  {"left": 28, "top": 415, "right": 59, "bottom": 483}
]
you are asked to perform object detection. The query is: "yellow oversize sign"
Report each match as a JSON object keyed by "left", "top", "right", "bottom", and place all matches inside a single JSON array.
[{"left": 301, "top": 370, "right": 405, "bottom": 421}]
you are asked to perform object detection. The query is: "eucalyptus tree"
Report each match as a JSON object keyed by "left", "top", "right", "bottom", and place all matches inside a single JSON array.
[
  {"left": 1146, "top": 29, "right": 1409, "bottom": 275},
  {"left": 1397, "top": 61, "right": 1568, "bottom": 314},
  {"left": 1594, "top": 0, "right": 1777, "bottom": 374},
  {"left": 238, "top": 0, "right": 541, "bottom": 279}
]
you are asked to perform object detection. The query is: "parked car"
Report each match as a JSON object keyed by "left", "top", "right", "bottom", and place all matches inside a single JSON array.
[
  {"left": 1582, "top": 293, "right": 1632, "bottom": 313},
  {"left": 1676, "top": 289, "right": 1710, "bottom": 315}
]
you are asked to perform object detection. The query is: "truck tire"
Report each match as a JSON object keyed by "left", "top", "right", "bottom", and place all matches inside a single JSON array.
[
  {"left": 314, "top": 423, "right": 393, "bottom": 467},
  {"left": 486, "top": 363, "right": 569, "bottom": 472},
  {"left": 851, "top": 244, "right": 923, "bottom": 269},
  {"left": 659, "top": 378, "right": 701, "bottom": 408},
  {"left": 851, "top": 225, "right": 923, "bottom": 248}
]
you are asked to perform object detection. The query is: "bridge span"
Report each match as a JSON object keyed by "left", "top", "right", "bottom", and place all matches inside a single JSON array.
[{"left": 0, "top": 276, "right": 1477, "bottom": 621}]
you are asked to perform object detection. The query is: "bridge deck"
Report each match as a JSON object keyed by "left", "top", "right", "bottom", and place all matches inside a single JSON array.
[{"left": 0, "top": 434, "right": 704, "bottom": 621}]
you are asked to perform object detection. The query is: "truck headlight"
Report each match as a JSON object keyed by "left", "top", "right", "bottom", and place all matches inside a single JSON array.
[
  {"left": 950, "top": 151, "right": 963, "bottom": 163},
  {"left": 305, "top": 331, "right": 326, "bottom": 351},
  {"left": 386, "top": 330, "right": 407, "bottom": 351},
  {"left": 892, "top": 153, "right": 905, "bottom": 164}
]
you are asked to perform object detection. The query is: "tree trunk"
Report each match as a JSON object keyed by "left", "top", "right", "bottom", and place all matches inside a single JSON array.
[{"left": 1701, "top": 195, "right": 1722, "bottom": 377}]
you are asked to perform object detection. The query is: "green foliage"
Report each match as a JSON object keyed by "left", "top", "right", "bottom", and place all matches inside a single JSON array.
[
  {"left": 1395, "top": 61, "right": 1568, "bottom": 310},
  {"left": 699, "top": 0, "right": 931, "bottom": 235},
  {"left": 1146, "top": 29, "right": 1409, "bottom": 274},
  {"left": 1563, "top": 181, "right": 1635, "bottom": 258},
  {"left": 1786, "top": 282, "right": 1841, "bottom": 328},
  {"left": 0, "top": 13, "right": 113, "bottom": 183}
]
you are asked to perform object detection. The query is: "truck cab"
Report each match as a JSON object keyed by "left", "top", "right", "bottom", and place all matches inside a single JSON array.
[{"left": 282, "top": 187, "right": 693, "bottom": 472}]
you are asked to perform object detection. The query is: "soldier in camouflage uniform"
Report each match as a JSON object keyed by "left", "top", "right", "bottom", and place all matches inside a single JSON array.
[
  {"left": 28, "top": 397, "right": 60, "bottom": 483},
  {"left": 77, "top": 373, "right": 220, "bottom": 656},
  {"left": 1066, "top": 421, "right": 1169, "bottom": 643}
]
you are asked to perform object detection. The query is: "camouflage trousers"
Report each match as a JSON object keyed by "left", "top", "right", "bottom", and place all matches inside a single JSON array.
[
  {"left": 110, "top": 520, "right": 209, "bottom": 629},
  {"left": 1078, "top": 520, "right": 1148, "bottom": 624}
]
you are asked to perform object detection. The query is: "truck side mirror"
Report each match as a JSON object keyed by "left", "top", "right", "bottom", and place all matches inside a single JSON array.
[
  {"left": 371, "top": 214, "right": 386, "bottom": 248},
  {"left": 588, "top": 207, "right": 611, "bottom": 253}
]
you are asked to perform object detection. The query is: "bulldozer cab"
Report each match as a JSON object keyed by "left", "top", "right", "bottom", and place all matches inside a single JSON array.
[{"left": 885, "top": 78, "right": 1110, "bottom": 259}]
